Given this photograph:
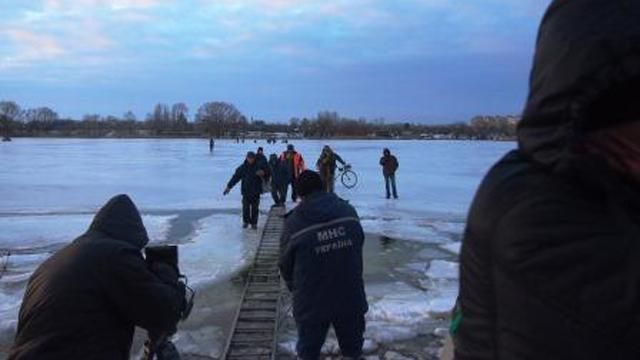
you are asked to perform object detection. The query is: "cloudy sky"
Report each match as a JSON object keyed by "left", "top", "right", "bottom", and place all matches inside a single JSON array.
[{"left": 0, "top": 0, "right": 550, "bottom": 123}]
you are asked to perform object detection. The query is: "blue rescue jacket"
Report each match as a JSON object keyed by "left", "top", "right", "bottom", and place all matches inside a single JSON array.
[{"left": 279, "top": 192, "right": 368, "bottom": 322}]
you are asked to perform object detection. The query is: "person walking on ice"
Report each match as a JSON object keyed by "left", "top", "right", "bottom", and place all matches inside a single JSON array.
[
  {"left": 223, "top": 151, "right": 268, "bottom": 229},
  {"left": 316, "top": 145, "right": 346, "bottom": 193},
  {"left": 280, "top": 144, "right": 305, "bottom": 202},
  {"left": 268, "top": 153, "right": 289, "bottom": 207},
  {"left": 379, "top": 148, "right": 399, "bottom": 199}
]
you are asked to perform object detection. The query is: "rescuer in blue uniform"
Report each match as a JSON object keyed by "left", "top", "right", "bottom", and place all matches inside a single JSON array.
[{"left": 279, "top": 170, "right": 368, "bottom": 359}]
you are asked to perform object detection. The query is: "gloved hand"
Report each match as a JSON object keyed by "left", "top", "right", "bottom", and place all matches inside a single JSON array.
[{"left": 223, "top": 187, "right": 230, "bottom": 195}]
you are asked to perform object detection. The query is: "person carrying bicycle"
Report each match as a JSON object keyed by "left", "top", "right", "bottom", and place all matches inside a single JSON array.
[{"left": 316, "top": 145, "right": 346, "bottom": 193}]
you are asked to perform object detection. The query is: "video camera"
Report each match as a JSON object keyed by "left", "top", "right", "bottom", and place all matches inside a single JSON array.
[{"left": 141, "top": 246, "right": 195, "bottom": 360}]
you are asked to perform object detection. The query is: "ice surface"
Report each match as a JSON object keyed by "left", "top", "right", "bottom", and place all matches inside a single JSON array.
[
  {"left": 421, "top": 260, "right": 460, "bottom": 315},
  {"left": 426, "top": 260, "right": 459, "bottom": 280},
  {"left": 177, "top": 213, "right": 260, "bottom": 288},
  {"left": 440, "top": 242, "right": 462, "bottom": 255},
  {"left": 0, "top": 214, "right": 93, "bottom": 250},
  {"left": 0, "top": 139, "right": 513, "bottom": 350},
  {"left": 1, "top": 138, "right": 512, "bottom": 216}
]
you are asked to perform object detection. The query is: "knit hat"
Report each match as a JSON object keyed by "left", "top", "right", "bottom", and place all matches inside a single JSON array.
[
  {"left": 296, "top": 170, "right": 323, "bottom": 197},
  {"left": 246, "top": 151, "right": 256, "bottom": 159}
]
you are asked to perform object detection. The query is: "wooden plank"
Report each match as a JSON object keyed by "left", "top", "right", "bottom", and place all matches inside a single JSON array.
[{"left": 221, "top": 207, "right": 286, "bottom": 360}]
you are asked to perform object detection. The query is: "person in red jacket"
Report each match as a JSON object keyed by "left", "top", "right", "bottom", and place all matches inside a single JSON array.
[{"left": 280, "top": 144, "right": 305, "bottom": 202}]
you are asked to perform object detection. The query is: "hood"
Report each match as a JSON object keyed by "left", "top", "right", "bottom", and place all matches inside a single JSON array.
[
  {"left": 88, "top": 194, "right": 150, "bottom": 249},
  {"left": 297, "top": 192, "right": 342, "bottom": 223},
  {"left": 518, "top": 0, "right": 640, "bottom": 168}
]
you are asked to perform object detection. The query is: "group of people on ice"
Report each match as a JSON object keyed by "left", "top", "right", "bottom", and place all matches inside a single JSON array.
[{"left": 223, "top": 143, "right": 400, "bottom": 228}]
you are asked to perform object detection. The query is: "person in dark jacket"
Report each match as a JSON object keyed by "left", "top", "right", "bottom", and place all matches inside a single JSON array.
[
  {"left": 279, "top": 170, "right": 368, "bottom": 359},
  {"left": 209, "top": 138, "right": 214, "bottom": 153},
  {"left": 9, "top": 194, "right": 184, "bottom": 360},
  {"left": 280, "top": 144, "right": 306, "bottom": 202},
  {"left": 269, "top": 153, "right": 289, "bottom": 206},
  {"left": 224, "top": 151, "right": 267, "bottom": 229},
  {"left": 455, "top": 1, "right": 640, "bottom": 359},
  {"left": 256, "top": 147, "right": 268, "bottom": 168},
  {"left": 315, "top": 145, "right": 346, "bottom": 193},
  {"left": 379, "top": 148, "right": 399, "bottom": 199}
]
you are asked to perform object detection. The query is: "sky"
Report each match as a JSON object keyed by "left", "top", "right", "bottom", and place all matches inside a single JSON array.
[{"left": 0, "top": 0, "right": 551, "bottom": 123}]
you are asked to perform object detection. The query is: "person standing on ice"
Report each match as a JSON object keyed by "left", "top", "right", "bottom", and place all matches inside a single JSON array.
[
  {"left": 280, "top": 144, "right": 305, "bottom": 202},
  {"left": 209, "top": 138, "right": 214, "bottom": 153},
  {"left": 224, "top": 151, "right": 267, "bottom": 229},
  {"left": 379, "top": 148, "right": 399, "bottom": 199},
  {"left": 9, "top": 194, "right": 185, "bottom": 359},
  {"left": 279, "top": 171, "right": 368, "bottom": 359},
  {"left": 269, "top": 153, "right": 289, "bottom": 207},
  {"left": 315, "top": 145, "right": 346, "bottom": 193},
  {"left": 455, "top": 1, "right": 640, "bottom": 359}
]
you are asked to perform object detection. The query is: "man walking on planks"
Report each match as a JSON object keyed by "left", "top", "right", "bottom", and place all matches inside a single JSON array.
[
  {"left": 280, "top": 144, "right": 305, "bottom": 202},
  {"left": 279, "top": 170, "right": 368, "bottom": 359},
  {"left": 224, "top": 151, "right": 268, "bottom": 230}
]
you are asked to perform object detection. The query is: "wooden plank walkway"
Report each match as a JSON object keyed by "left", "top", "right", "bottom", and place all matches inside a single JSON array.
[{"left": 221, "top": 206, "right": 286, "bottom": 360}]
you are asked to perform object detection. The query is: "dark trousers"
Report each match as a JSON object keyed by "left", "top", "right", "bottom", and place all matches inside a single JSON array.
[
  {"left": 320, "top": 173, "right": 335, "bottom": 193},
  {"left": 384, "top": 174, "right": 398, "bottom": 198},
  {"left": 242, "top": 195, "right": 260, "bottom": 225},
  {"left": 296, "top": 314, "right": 365, "bottom": 360},
  {"left": 271, "top": 182, "right": 287, "bottom": 205},
  {"left": 289, "top": 177, "right": 298, "bottom": 201}
]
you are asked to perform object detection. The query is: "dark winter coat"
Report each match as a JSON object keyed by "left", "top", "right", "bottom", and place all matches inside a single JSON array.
[
  {"left": 316, "top": 152, "right": 345, "bottom": 176},
  {"left": 379, "top": 155, "right": 398, "bottom": 176},
  {"left": 269, "top": 156, "right": 290, "bottom": 187},
  {"left": 256, "top": 153, "right": 268, "bottom": 170},
  {"left": 9, "top": 195, "right": 184, "bottom": 360},
  {"left": 279, "top": 192, "right": 368, "bottom": 323},
  {"left": 227, "top": 160, "right": 267, "bottom": 197},
  {"left": 455, "top": 1, "right": 640, "bottom": 359}
]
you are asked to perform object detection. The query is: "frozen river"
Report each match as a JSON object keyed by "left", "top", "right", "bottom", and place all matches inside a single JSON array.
[{"left": 0, "top": 138, "right": 514, "bottom": 357}]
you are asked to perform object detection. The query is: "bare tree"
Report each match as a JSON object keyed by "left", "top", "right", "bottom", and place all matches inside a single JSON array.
[
  {"left": 195, "top": 101, "right": 243, "bottom": 137},
  {"left": 0, "top": 101, "right": 21, "bottom": 137},
  {"left": 171, "top": 103, "right": 189, "bottom": 130},
  {"left": 123, "top": 111, "right": 137, "bottom": 122}
]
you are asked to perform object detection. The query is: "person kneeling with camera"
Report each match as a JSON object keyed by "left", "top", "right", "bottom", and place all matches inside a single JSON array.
[{"left": 9, "top": 194, "right": 187, "bottom": 360}]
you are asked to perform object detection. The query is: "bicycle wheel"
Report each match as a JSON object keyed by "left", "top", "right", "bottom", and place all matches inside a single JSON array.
[{"left": 341, "top": 170, "right": 358, "bottom": 189}]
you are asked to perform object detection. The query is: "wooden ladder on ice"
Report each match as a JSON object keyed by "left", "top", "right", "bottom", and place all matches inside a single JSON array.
[{"left": 221, "top": 206, "right": 286, "bottom": 360}]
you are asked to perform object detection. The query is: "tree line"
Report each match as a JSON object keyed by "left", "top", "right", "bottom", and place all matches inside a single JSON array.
[{"left": 0, "top": 100, "right": 518, "bottom": 140}]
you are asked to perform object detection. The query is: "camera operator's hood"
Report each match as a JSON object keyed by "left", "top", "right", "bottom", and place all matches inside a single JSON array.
[
  {"left": 518, "top": 0, "right": 640, "bottom": 168},
  {"left": 88, "top": 194, "right": 150, "bottom": 249}
]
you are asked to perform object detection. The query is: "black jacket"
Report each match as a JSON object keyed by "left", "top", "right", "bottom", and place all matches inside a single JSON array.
[
  {"left": 316, "top": 152, "right": 345, "bottom": 176},
  {"left": 379, "top": 155, "right": 398, "bottom": 176},
  {"left": 269, "top": 157, "right": 290, "bottom": 187},
  {"left": 227, "top": 160, "right": 266, "bottom": 197},
  {"left": 456, "top": 1, "right": 640, "bottom": 359},
  {"left": 9, "top": 195, "right": 183, "bottom": 360},
  {"left": 279, "top": 192, "right": 368, "bottom": 323}
]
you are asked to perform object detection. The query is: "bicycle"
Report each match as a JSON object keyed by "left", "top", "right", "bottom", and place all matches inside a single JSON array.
[{"left": 337, "top": 164, "right": 358, "bottom": 189}]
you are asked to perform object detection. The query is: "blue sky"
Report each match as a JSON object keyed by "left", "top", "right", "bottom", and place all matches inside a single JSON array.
[{"left": 0, "top": 0, "right": 550, "bottom": 123}]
